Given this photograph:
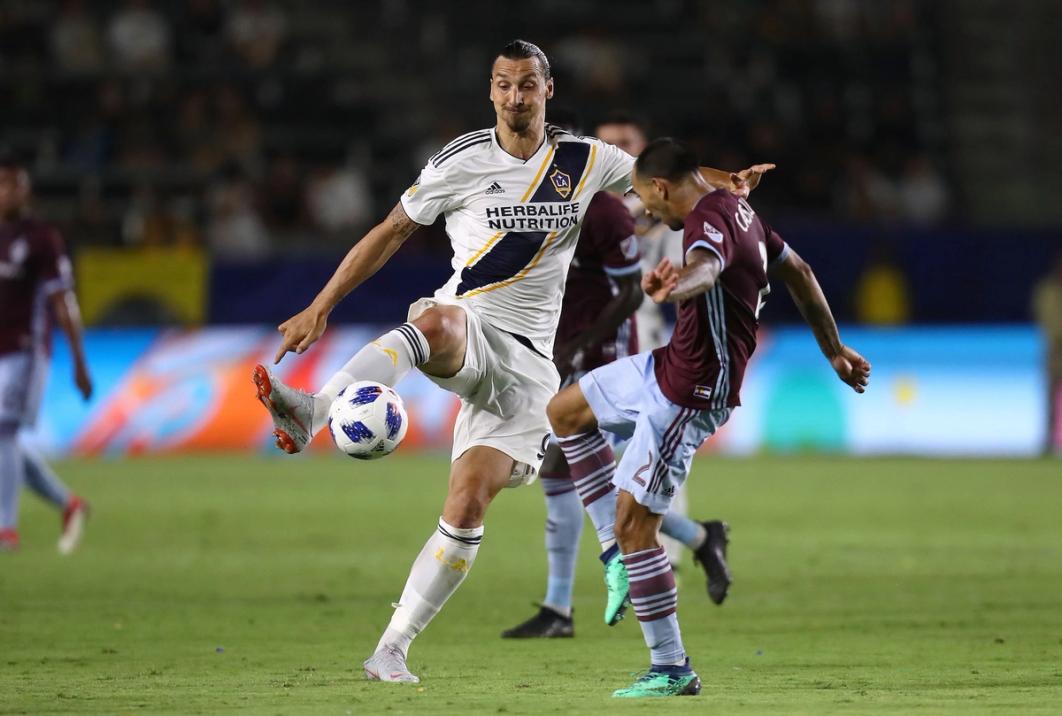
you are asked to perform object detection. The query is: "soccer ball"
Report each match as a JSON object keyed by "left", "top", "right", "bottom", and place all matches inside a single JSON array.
[{"left": 327, "top": 381, "right": 408, "bottom": 459}]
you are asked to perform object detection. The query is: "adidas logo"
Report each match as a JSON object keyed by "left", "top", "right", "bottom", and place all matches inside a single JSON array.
[{"left": 484, "top": 181, "right": 505, "bottom": 195}]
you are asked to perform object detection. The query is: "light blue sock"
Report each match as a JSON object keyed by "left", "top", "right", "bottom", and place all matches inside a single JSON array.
[
  {"left": 21, "top": 438, "right": 70, "bottom": 509},
  {"left": 643, "top": 613, "right": 687, "bottom": 666},
  {"left": 660, "top": 511, "right": 706, "bottom": 550},
  {"left": 624, "top": 547, "right": 686, "bottom": 666},
  {"left": 0, "top": 426, "right": 23, "bottom": 530},
  {"left": 540, "top": 477, "right": 583, "bottom": 614}
]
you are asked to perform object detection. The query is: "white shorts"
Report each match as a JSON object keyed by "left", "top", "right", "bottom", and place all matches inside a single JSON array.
[
  {"left": 408, "top": 297, "right": 559, "bottom": 487},
  {"left": 579, "top": 352, "right": 731, "bottom": 514},
  {"left": 0, "top": 350, "right": 47, "bottom": 428}
]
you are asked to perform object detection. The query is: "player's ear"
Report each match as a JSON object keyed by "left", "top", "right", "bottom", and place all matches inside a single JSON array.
[
  {"left": 652, "top": 178, "right": 668, "bottom": 201},
  {"left": 545, "top": 77, "right": 554, "bottom": 100}
]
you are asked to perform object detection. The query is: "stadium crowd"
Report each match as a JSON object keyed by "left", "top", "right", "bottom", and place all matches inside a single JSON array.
[{"left": 0, "top": 0, "right": 953, "bottom": 256}]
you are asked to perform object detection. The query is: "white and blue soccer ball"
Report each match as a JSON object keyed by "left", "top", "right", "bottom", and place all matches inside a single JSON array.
[{"left": 327, "top": 381, "right": 408, "bottom": 459}]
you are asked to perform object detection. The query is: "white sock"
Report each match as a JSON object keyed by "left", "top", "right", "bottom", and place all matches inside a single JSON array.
[
  {"left": 375, "top": 517, "right": 483, "bottom": 657},
  {"left": 312, "top": 323, "right": 430, "bottom": 434}
]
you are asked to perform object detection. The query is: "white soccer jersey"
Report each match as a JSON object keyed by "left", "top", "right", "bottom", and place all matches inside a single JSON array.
[{"left": 400, "top": 125, "right": 634, "bottom": 356}]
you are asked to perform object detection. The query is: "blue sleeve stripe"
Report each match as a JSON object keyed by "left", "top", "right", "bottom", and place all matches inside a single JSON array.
[
  {"left": 686, "top": 240, "right": 725, "bottom": 269},
  {"left": 603, "top": 262, "right": 642, "bottom": 277},
  {"left": 770, "top": 243, "right": 791, "bottom": 266}
]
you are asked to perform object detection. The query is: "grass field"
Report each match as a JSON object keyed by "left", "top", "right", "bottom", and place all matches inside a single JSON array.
[{"left": 2, "top": 455, "right": 1061, "bottom": 715}]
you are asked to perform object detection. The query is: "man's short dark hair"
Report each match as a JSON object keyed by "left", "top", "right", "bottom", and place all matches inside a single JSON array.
[
  {"left": 497, "top": 39, "right": 551, "bottom": 80},
  {"left": 634, "top": 138, "right": 699, "bottom": 182},
  {"left": 594, "top": 110, "right": 649, "bottom": 136}
]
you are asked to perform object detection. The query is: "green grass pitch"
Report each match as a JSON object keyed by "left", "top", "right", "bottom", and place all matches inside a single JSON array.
[{"left": 2, "top": 455, "right": 1061, "bottom": 714}]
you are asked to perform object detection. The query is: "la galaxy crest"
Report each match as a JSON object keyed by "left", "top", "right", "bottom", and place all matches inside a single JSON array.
[{"left": 549, "top": 168, "right": 572, "bottom": 199}]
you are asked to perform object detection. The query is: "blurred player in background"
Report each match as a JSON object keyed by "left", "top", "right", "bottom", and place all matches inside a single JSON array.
[
  {"left": 253, "top": 41, "right": 769, "bottom": 684},
  {"left": 502, "top": 112, "right": 731, "bottom": 640},
  {"left": 548, "top": 139, "right": 870, "bottom": 697},
  {"left": 1032, "top": 252, "right": 1062, "bottom": 455},
  {"left": 0, "top": 149, "right": 92, "bottom": 554}
]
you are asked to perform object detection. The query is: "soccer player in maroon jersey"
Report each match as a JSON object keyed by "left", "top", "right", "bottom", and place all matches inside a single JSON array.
[
  {"left": 547, "top": 138, "right": 871, "bottom": 697},
  {"left": 0, "top": 149, "right": 92, "bottom": 554},
  {"left": 501, "top": 115, "right": 733, "bottom": 639}
]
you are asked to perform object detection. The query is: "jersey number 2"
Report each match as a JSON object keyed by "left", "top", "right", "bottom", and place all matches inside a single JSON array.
[{"left": 755, "top": 241, "right": 770, "bottom": 320}]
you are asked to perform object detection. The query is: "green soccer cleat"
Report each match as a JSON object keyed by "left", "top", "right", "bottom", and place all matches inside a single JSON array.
[
  {"left": 600, "top": 544, "right": 630, "bottom": 625},
  {"left": 612, "top": 664, "right": 702, "bottom": 698}
]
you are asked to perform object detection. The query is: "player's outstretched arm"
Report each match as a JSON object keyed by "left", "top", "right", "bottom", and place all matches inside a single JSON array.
[
  {"left": 641, "top": 250, "right": 721, "bottom": 304},
  {"left": 771, "top": 249, "right": 871, "bottom": 393},
  {"left": 49, "top": 290, "right": 93, "bottom": 400},
  {"left": 699, "top": 164, "right": 776, "bottom": 198},
  {"left": 554, "top": 272, "right": 643, "bottom": 374},
  {"left": 274, "top": 203, "right": 421, "bottom": 363}
]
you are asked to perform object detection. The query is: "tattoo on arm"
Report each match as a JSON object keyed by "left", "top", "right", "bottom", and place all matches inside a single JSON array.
[
  {"left": 387, "top": 203, "right": 420, "bottom": 240},
  {"left": 799, "top": 298, "right": 843, "bottom": 359}
]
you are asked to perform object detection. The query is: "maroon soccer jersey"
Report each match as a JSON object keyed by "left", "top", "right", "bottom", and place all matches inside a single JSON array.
[
  {"left": 555, "top": 192, "right": 640, "bottom": 373},
  {"left": 653, "top": 190, "right": 789, "bottom": 409},
  {"left": 0, "top": 217, "right": 73, "bottom": 356}
]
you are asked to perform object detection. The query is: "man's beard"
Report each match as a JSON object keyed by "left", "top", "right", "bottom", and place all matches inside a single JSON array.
[{"left": 504, "top": 110, "right": 532, "bottom": 133}]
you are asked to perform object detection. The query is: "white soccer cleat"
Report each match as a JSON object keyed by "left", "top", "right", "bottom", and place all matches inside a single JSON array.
[
  {"left": 363, "top": 645, "right": 420, "bottom": 684},
  {"left": 58, "top": 496, "right": 88, "bottom": 556},
  {"left": 252, "top": 364, "right": 315, "bottom": 454}
]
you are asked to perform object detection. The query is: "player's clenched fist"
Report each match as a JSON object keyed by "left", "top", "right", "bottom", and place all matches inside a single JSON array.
[
  {"left": 641, "top": 257, "right": 680, "bottom": 304},
  {"left": 274, "top": 305, "right": 329, "bottom": 364}
]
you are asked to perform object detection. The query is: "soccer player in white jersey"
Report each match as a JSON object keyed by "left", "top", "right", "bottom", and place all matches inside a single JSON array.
[{"left": 251, "top": 40, "right": 771, "bottom": 684}]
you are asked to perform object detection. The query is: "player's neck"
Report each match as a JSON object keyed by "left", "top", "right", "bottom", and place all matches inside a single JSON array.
[
  {"left": 676, "top": 176, "right": 714, "bottom": 217},
  {"left": 495, "top": 121, "right": 546, "bottom": 161}
]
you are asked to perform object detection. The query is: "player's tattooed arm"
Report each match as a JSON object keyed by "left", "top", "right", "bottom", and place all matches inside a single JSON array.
[
  {"left": 642, "top": 250, "right": 722, "bottom": 304},
  {"left": 387, "top": 202, "right": 421, "bottom": 241},
  {"left": 772, "top": 249, "right": 871, "bottom": 393},
  {"left": 274, "top": 202, "right": 424, "bottom": 363}
]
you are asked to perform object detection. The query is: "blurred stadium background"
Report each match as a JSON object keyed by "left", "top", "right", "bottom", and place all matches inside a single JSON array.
[
  {"left": 2, "top": 0, "right": 1058, "bottom": 456},
  {"left": 5, "top": 2, "right": 1062, "bottom": 713}
]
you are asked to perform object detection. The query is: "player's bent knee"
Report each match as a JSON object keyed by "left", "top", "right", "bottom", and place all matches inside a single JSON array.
[
  {"left": 443, "top": 458, "right": 510, "bottom": 529},
  {"left": 442, "top": 482, "right": 493, "bottom": 529},
  {"left": 546, "top": 385, "right": 595, "bottom": 437},
  {"left": 411, "top": 306, "right": 465, "bottom": 356}
]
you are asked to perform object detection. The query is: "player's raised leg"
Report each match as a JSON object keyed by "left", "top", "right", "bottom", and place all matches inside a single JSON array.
[
  {"left": 548, "top": 382, "right": 632, "bottom": 626},
  {"left": 365, "top": 445, "right": 513, "bottom": 682},
  {"left": 501, "top": 444, "right": 579, "bottom": 638},
  {"left": 253, "top": 305, "right": 463, "bottom": 453}
]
